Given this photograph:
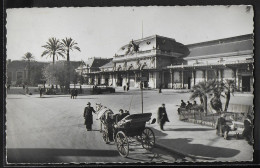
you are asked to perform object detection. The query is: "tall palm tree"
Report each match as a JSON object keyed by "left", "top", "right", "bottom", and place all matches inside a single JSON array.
[
  {"left": 41, "top": 37, "right": 64, "bottom": 66},
  {"left": 41, "top": 37, "right": 64, "bottom": 87},
  {"left": 22, "top": 52, "right": 34, "bottom": 85},
  {"left": 61, "top": 37, "right": 81, "bottom": 92},
  {"left": 190, "top": 80, "right": 214, "bottom": 115}
]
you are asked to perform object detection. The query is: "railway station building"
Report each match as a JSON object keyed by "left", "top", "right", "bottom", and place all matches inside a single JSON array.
[{"left": 78, "top": 34, "right": 254, "bottom": 93}]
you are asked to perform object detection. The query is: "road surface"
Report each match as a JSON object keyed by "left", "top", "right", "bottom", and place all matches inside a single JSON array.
[{"left": 6, "top": 92, "right": 187, "bottom": 163}]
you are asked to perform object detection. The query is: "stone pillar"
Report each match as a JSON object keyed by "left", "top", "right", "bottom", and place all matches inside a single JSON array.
[
  {"left": 101, "top": 74, "right": 105, "bottom": 84},
  {"left": 220, "top": 69, "right": 223, "bottom": 82},
  {"left": 181, "top": 70, "right": 184, "bottom": 89},
  {"left": 236, "top": 69, "right": 240, "bottom": 91},
  {"left": 134, "top": 72, "right": 137, "bottom": 88},
  {"left": 234, "top": 68, "right": 238, "bottom": 90},
  {"left": 191, "top": 70, "right": 195, "bottom": 87},
  {"left": 113, "top": 73, "right": 117, "bottom": 87},
  {"left": 205, "top": 69, "right": 208, "bottom": 82},
  {"left": 170, "top": 69, "right": 173, "bottom": 89},
  {"left": 127, "top": 72, "right": 129, "bottom": 83},
  {"left": 218, "top": 70, "right": 221, "bottom": 82}
]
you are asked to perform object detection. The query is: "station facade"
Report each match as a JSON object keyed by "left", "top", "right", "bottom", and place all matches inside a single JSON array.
[{"left": 79, "top": 34, "right": 254, "bottom": 93}]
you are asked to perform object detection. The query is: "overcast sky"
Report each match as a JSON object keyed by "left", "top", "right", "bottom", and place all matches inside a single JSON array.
[{"left": 6, "top": 6, "right": 253, "bottom": 62}]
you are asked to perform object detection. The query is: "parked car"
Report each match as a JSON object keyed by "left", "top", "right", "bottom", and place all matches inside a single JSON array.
[{"left": 92, "top": 85, "right": 115, "bottom": 94}]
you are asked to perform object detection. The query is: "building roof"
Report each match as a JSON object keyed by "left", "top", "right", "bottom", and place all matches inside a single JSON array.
[
  {"left": 115, "top": 35, "right": 190, "bottom": 57},
  {"left": 186, "top": 34, "right": 253, "bottom": 59},
  {"left": 80, "top": 57, "right": 113, "bottom": 69},
  {"left": 100, "top": 60, "right": 114, "bottom": 68}
]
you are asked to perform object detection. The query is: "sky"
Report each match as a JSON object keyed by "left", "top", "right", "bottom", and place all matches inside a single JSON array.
[{"left": 6, "top": 6, "right": 254, "bottom": 62}]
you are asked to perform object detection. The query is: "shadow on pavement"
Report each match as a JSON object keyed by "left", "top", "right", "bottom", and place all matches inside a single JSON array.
[
  {"left": 7, "top": 148, "right": 120, "bottom": 163},
  {"left": 165, "top": 128, "right": 215, "bottom": 131},
  {"left": 157, "top": 138, "right": 240, "bottom": 159},
  {"left": 74, "top": 98, "right": 98, "bottom": 99},
  {"left": 149, "top": 127, "right": 168, "bottom": 137}
]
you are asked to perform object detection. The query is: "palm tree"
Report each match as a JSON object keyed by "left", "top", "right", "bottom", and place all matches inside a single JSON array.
[
  {"left": 22, "top": 52, "right": 34, "bottom": 85},
  {"left": 190, "top": 80, "right": 214, "bottom": 115},
  {"left": 61, "top": 37, "right": 81, "bottom": 93},
  {"left": 209, "top": 80, "right": 224, "bottom": 113},
  {"left": 41, "top": 37, "right": 64, "bottom": 87},
  {"left": 223, "top": 80, "right": 235, "bottom": 111}
]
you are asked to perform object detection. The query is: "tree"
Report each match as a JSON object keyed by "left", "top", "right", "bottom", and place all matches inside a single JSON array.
[
  {"left": 209, "top": 80, "right": 224, "bottom": 113},
  {"left": 30, "top": 63, "right": 45, "bottom": 86},
  {"left": 61, "top": 37, "right": 81, "bottom": 93},
  {"left": 190, "top": 80, "right": 214, "bottom": 115},
  {"left": 22, "top": 52, "right": 34, "bottom": 85},
  {"left": 42, "top": 61, "right": 78, "bottom": 93},
  {"left": 41, "top": 37, "right": 64, "bottom": 87},
  {"left": 223, "top": 80, "right": 235, "bottom": 111}
]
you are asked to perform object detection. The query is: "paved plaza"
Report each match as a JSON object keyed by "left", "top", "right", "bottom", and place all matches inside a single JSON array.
[{"left": 6, "top": 87, "right": 254, "bottom": 163}]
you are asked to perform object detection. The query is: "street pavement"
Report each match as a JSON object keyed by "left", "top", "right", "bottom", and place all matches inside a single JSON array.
[{"left": 5, "top": 87, "right": 254, "bottom": 163}]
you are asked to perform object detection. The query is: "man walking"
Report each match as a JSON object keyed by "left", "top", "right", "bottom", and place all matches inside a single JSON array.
[
  {"left": 157, "top": 103, "right": 169, "bottom": 131},
  {"left": 83, "top": 102, "right": 96, "bottom": 131}
]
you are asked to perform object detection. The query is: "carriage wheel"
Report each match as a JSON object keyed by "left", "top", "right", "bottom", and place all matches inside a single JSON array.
[
  {"left": 141, "top": 127, "right": 155, "bottom": 150},
  {"left": 102, "top": 131, "right": 109, "bottom": 144},
  {"left": 115, "top": 131, "right": 129, "bottom": 157}
]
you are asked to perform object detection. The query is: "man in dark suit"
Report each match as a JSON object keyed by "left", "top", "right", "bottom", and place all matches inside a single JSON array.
[
  {"left": 157, "top": 103, "right": 169, "bottom": 131},
  {"left": 243, "top": 114, "right": 253, "bottom": 145},
  {"left": 83, "top": 102, "right": 96, "bottom": 131},
  {"left": 215, "top": 114, "right": 231, "bottom": 139}
]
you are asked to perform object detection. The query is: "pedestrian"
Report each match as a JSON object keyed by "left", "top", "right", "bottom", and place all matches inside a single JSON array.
[
  {"left": 186, "top": 101, "right": 192, "bottom": 110},
  {"left": 71, "top": 89, "right": 75, "bottom": 99},
  {"left": 159, "top": 84, "right": 162, "bottom": 93},
  {"left": 23, "top": 84, "right": 25, "bottom": 90},
  {"left": 40, "top": 88, "right": 43, "bottom": 97},
  {"left": 80, "top": 85, "right": 82, "bottom": 94},
  {"left": 157, "top": 103, "right": 169, "bottom": 131},
  {"left": 117, "top": 109, "right": 126, "bottom": 122},
  {"left": 180, "top": 100, "right": 186, "bottom": 108},
  {"left": 124, "top": 110, "right": 130, "bottom": 116},
  {"left": 123, "top": 85, "right": 126, "bottom": 91},
  {"left": 26, "top": 86, "right": 29, "bottom": 94},
  {"left": 215, "top": 113, "right": 231, "bottom": 139},
  {"left": 83, "top": 102, "right": 96, "bottom": 131},
  {"left": 242, "top": 114, "right": 253, "bottom": 145},
  {"left": 127, "top": 82, "right": 129, "bottom": 91},
  {"left": 75, "top": 89, "right": 78, "bottom": 99}
]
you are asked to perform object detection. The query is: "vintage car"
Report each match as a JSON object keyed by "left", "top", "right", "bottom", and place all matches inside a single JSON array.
[{"left": 92, "top": 85, "right": 115, "bottom": 94}]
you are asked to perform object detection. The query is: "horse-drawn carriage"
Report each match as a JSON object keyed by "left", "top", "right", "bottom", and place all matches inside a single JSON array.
[{"left": 96, "top": 106, "right": 155, "bottom": 157}]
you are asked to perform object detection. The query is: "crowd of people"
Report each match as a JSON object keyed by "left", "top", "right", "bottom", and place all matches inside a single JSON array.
[{"left": 177, "top": 100, "right": 200, "bottom": 114}]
